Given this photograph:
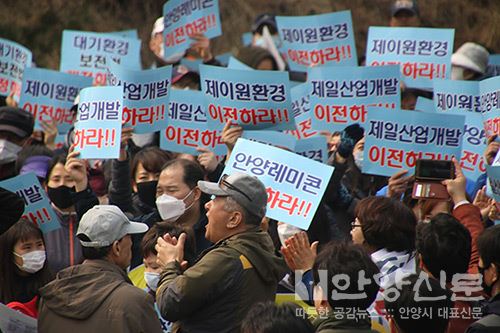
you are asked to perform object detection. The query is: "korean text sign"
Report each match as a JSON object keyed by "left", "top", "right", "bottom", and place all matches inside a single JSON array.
[
  {"left": 283, "top": 83, "right": 317, "bottom": 140},
  {"left": 294, "top": 136, "right": 328, "bottom": 163},
  {"left": 60, "top": 30, "right": 141, "bottom": 86},
  {"left": 480, "top": 76, "right": 500, "bottom": 137},
  {"left": 276, "top": 11, "right": 357, "bottom": 72},
  {"left": 74, "top": 86, "right": 123, "bottom": 159},
  {"left": 163, "top": 0, "right": 222, "bottom": 56},
  {"left": 160, "top": 89, "right": 227, "bottom": 155},
  {"left": 363, "top": 108, "right": 465, "bottom": 177},
  {"left": 107, "top": 62, "right": 172, "bottom": 134},
  {"left": 433, "top": 79, "right": 485, "bottom": 181},
  {"left": 0, "top": 173, "right": 60, "bottom": 233},
  {"left": 200, "top": 64, "right": 295, "bottom": 130},
  {"left": 20, "top": 67, "right": 92, "bottom": 134},
  {"left": 366, "top": 27, "right": 454, "bottom": 89},
  {"left": 0, "top": 37, "right": 32, "bottom": 99},
  {"left": 309, "top": 65, "right": 400, "bottom": 132},
  {"left": 223, "top": 138, "right": 334, "bottom": 229},
  {"left": 242, "top": 130, "right": 297, "bottom": 151}
]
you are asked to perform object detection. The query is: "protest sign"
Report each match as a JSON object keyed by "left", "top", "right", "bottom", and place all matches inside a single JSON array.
[
  {"left": 110, "top": 29, "right": 139, "bottom": 39},
  {"left": 200, "top": 64, "right": 295, "bottom": 130},
  {"left": 242, "top": 130, "right": 297, "bottom": 151},
  {"left": 415, "top": 96, "right": 435, "bottom": 113},
  {"left": 227, "top": 56, "right": 253, "bottom": 70},
  {"left": 223, "top": 138, "right": 334, "bottom": 229},
  {"left": 162, "top": 0, "right": 222, "bottom": 56},
  {"left": 480, "top": 76, "right": 500, "bottom": 137},
  {"left": 283, "top": 83, "right": 318, "bottom": 140},
  {"left": 294, "top": 136, "right": 328, "bottom": 163},
  {"left": 242, "top": 32, "right": 253, "bottom": 45},
  {"left": 60, "top": 30, "right": 141, "bottom": 85},
  {"left": 160, "top": 89, "right": 226, "bottom": 155},
  {"left": 74, "top": 86, "right": 123, "bottom": 159},
  {"left": 0, "top": 37, "right": 32, "bottom": 100},
  {"left": 0, "top": 173, "right": 60, "bottom": 233},
  {"left": 276, "top": 11, "right": 357, "bottom": 71},
  {"left": 0, "top": 303, "right": 37, "bottom": 333},
  {"left": 19, "top": 67, "right": 92, "bottom": 134},
  {"left": 107, "top": 62, "right": 171, "bottom": 134},
  {"left": 366, "top": 27, "right": 454, "bottom": 89},
  {"left": 216, "top": 51, "right": 231, "bottom": 66},
  {"left": 490, "top": 54, "right": 500, "bottom": 66},
  {"left": 309, "top": 65, "right": 400, "bottom": 132},
  {"left": 433, "top": 79, "right": 485, "bottom": 181},
  {"left": 363, "top": 107, "right": 464, "bottom": 177},
  {"left": 180, "top": 57, "right": 203, "bottom": 71}
]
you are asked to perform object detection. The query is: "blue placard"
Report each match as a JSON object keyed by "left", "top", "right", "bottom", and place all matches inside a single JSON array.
[
  {"left": 294, "top": 136, "right": 328, "bottom": 163},
  {"left": 366, "top": 27, "right": 454, "bottom": 89},
  {"left": 242, "top": 130, "right": 297, "bottom": 151},
  {"left": 283, "top": 83, "right": 318, "bottom": 140},
  {"left": 0, "top": 38, "right": 32, "bottom": 99},
  {"left": 74, "top": 86, "right": 123, "bottom": 159},
  {"left": 160, "top": 89, "right": 227, "bottom": 156},
  {"left": 60, "top": 30, "right": 141, "bottom": 86},
  {"left": 227, "top": 56, "right": 253, "bottom": 70},
  {"left": 200, "top": 64, "right": 295, "bottom": 131},
  {"left": 162, "top": 0, "right": 222, "bottom": 56},
  {"left": 415, "top": 97, "right": 435, "bottom": 113},
  {"left": 276, "top": 11, "right": 357, "bottom": 72},
  {"left": 433, "top": 79, "right": 480, "bottom": 114},
  {"left": 309, "top": 65, "right": 400, "bottom": 132},
  {"left": 486, "top": 165, "right": 500, "bottom": 202},
  {"left": 180, "top": 57, "right": 203, "bottom": 71},
  {"left": 490, "top": 55, "right": 500, "bottom": 66},
  {"left": 19, "top": 68, "right": 92, "bottom": 134},
  {"left": 241, "top": 32, "right": 253, "bottom": 46},
  {"left": 223, "top": 138, "right": 334, "bottom": 230},
  {"left": 107, "top": 62, "right": 172, "bottom": 134},
  {"left": 363, "top": 107, "right": 465, "bottom": 177},
  {"left": 480, "top": 76, "right": 500, "bottom": 137},
  {"left": 216, "top": 52, "right": 231, "bottom": 66},
  {"left": 0, "top": 173, "right": 61, "bottom": 233}
]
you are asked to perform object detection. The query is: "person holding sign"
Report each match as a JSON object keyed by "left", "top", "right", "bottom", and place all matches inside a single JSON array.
[{"left": 155, "top": 173, "right": 287, "bottom": 333}]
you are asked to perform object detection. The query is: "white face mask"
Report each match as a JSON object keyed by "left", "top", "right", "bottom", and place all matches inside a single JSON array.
[
  {"left": 156, "top": 189, "right": 195, "bottom": 221},
  {"left": 277, "top": 223, "right": 303, "bottom": 247},
  {"left": 0, "top": 139, "right": 22, "bottom": 165},
  {"left": 144, "top": 271, "right": 160, "bottom": 291},
  {"left": 14, "top": 250, "right": 46, "bottom": 273},
  {"left": 354, "top": 150, "right": 364, "bottom": 170}
]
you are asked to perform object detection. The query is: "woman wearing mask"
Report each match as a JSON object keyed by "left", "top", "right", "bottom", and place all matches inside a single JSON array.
[
  {"left": 43, "top": 151, "right": 98, "bottom": 273},
  {"left": 109, "top": 128, "right": 172, "bottom": 216},
  {"left": 0, "top": 218, "right": 53, "bottom": 318}
]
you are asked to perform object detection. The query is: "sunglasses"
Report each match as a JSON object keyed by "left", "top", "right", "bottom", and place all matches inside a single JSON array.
[{"left": 219, "top": 174, "right": 252, "bottom": 202}]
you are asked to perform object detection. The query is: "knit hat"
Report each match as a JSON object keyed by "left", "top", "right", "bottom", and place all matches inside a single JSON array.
[{"left": 235, "top": 46, "right": 277, "bottom": 70}]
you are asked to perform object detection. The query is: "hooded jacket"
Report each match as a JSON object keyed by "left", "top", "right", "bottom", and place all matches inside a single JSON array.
[
  {"left": 156, "top": 227, "right": 288, "bottom": 333},
  {"left": 38, "top": 259, "right": 162, "bottom": 333}
]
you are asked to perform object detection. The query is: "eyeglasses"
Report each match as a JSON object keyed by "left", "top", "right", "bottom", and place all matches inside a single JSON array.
[
  {"left": 219, "top": 174, "right": 252, "bottom": 202},
  {"left": 351, "top": 218, "right": 362, "bottom": 229}
]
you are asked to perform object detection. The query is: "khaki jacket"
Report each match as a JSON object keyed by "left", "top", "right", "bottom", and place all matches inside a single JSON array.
[{"left": 156, "top": 227, "right": 288, "bottom": 333}]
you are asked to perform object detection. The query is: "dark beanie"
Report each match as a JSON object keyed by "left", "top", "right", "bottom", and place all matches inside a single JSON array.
[
  {"left": 0, "top": 106, "right": 34, "bottom": 138},
  {"left": 235, "top": 46, "right": 277, "bottom": 70}
]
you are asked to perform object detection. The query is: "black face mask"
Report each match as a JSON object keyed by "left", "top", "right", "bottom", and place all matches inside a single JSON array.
[
  {"left": 47, "top": 186, "right": 75, "bottom": 209},
  {"left": 137, "top": 180, "right": 158, "bottom": 208}
]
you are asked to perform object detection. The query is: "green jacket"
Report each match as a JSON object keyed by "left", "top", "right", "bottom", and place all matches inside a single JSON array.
[
  {"left": 156, "top": 227, "right": 288, "bottom": 333},
  {"left": 313, "top": 311, "right": 379, "bottom": 333}
]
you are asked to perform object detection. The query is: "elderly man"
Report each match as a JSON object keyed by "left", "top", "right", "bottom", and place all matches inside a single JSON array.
[{"left": 155, "top": 173, "right": 287, "bottom": 333}]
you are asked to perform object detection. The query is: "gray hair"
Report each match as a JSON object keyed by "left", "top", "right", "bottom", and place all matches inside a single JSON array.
[{"left": 223, "top": 196, "right": 261, "bottom": 226}]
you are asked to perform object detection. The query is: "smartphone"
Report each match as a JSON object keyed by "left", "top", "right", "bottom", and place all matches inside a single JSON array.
[{"left": 415, "top": 159, "right": 454, "bottom": 181}]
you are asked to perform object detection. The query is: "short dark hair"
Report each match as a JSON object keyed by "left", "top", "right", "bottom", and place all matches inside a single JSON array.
[
  {"left": 240, "top": 302, "right": 314, "bottom": 333},
  {"left": 355, "top": 196, "right": 417, "bottom": 252},
  {"left": 384, "top": 274, "right": 453, "bottom": 333},
  {"left": 131, "top": 146, "right": 172, "bottom": 183},
  {"left": 416, "top": 213, "right": 471, "bottom": 282},
  {"left": 46, "top": 154, "right": 67, "bottom": 180},
  {"left": 477, "top": 225, "right": 500, "bottom": 271},
  {"left": 162, "top": 158, "right": 205, "bottom": 189},
  {"left": 141, "top": 221, "right": 197, "bottom": 265},
  {"left": 78, "top": 234, "right": 113, "bottom": 260},
  {"left": 313, "top": 242, "right": 380, "bottom": 310}
]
